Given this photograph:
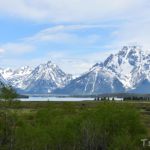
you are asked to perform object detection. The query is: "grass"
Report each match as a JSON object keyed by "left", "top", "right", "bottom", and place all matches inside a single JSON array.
[
  {"left": 1, "top": 100, "right": 150, "bottom": 135},
  {"left": 0, "top": 100, "right": 149, "bottom": 149},
  {"left": 2, "top": 100, "right": 150, "bottom": 133}
]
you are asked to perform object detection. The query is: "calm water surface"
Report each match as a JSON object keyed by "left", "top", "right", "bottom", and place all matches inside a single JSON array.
[{"left": 19, "top": 96, "right": 94, "bottom": 101}]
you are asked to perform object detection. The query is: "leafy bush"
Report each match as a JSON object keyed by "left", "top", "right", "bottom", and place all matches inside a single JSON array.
[{"left": 0, "top": 102, "right": 146, "bottom": 150}]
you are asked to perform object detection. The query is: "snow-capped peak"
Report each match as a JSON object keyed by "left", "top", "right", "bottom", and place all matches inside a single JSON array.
[
  {"left": 53, "top": 45, "right": 150, "bottom": 95},
  {"left": 13, "top": 66, "right": 33, "bottom": 76},
  {"left": 0, "top": 60, "right": 73, "bottom": 94},
  {"left": 0, "top": 66, "right": 33, "bottom": 89},
  {"left": 16, "top": 60, "right": 72, "bottom": 93},
  {"left": 98, "top": 45, "right": 150, "bottom": 90},
  {"left": 1, "top": 46, "right": 150, "bottom": 95}
]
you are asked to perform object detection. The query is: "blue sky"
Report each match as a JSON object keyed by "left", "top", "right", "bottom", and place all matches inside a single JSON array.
[{"left": 0, "top": 0, "right": 150, "bottom": 75}]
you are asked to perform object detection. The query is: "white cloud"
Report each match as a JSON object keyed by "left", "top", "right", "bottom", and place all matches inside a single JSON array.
[
  {"left": 0, "top": 48, "right": 5, "bottom": 58},
  {"left": 0, "top": 43, "right": 35, "bottom": 55},
  {"left": 0, "top": 47, "right": 116, "bottom": 75},
  {"left": 0, "top": 0, "right": 146, "bottom": 23},
  {"left": 108, "top": 19, "right": 150, "bottom": 50},
  {"left": 0, "top": 48, "right": 5, "bottom": 53},
  {"left": 44, "top": 50, "right": 112, "bottom": 75},
  {"left": 24, "top": 25, "right": 111, "bottom": 43},
  {"left": 23, "top": 25, "right": 104, "bottom": 45},
  {"left": 34, "top": 25, "right": 118, "bottom": 34},
  {"left": 51, "top": 50, "right": 113, "bottom": 75},
  {"left": 0, "top": 0, "right": 150, "bottom": 75},
  {"left": 28, "top": 32, "right": 78, "bottom": 43}
]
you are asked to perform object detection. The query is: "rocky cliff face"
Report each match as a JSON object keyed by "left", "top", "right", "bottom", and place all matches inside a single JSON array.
[
  {"left": 0, "top": 61, "right": 72, "bottom": 94},
  {"left": 53, "top": 46, "right": 150, "bottom": 94}
]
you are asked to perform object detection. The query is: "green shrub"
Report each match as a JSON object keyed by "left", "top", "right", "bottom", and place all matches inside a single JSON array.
[{"left": 0, "top": 102, "right": 146, "bottom": 150}]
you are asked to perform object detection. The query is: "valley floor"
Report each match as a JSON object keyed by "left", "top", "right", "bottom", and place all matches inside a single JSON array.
[
  {"left": 5, "top": 100, "right": 150, "bottom": 136},
  {"left": 0, "top": 100, "right": 150, "bottom": 150},
  {"left": 3, "top": 100, "right": 150, "bottom": 135}
]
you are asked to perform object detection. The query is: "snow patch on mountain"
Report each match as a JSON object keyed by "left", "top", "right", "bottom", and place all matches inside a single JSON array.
[
  {"left": 0, "top": 66, "right": 33, "bottom": 89},
  {"left": 101, "top": 46, "right": 150, "bottom": 90},
  {"left": 1, "top": 46, "right": 150, "bottom": 94},
  {"left": 53, "top": 45, "right": 150, "bottom": 95},
  {"left": 0, "top": 61, "right": 72, "bottom": 94},
  {"left": 18, "top": 61, "right": 72, "bottom": 94}
]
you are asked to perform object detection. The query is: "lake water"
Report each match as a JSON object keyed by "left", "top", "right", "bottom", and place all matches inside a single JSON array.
[{"left": 19, "top": 96, "right": 94, "bottom": 101}]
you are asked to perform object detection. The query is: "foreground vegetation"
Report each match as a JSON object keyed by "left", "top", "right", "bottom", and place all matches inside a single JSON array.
[
  {"left": 0, "top": 85, "right": 150, "bottom": 149},
  {"left": 0, "top": 100, "right": 149, "bottom": 150}
]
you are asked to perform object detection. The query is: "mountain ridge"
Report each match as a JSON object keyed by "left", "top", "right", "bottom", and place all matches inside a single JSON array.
[
  {"left": 0, "top": 61, "right": 72, "bottom": 94},
  {"left": 1, "top": 45, "right": 150, "bottom": 94},
  {"left": 52, "top": 46, "right": 150, "bottom": 94}
]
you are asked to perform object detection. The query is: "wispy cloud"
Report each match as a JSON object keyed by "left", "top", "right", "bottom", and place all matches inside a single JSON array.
[
  {"left": 0, "top": 0, "right": 150, "bottom": 75},
  {"left": 107, "top": 19, "right": 150, "bottom": 50},
  {"left": 0, "top": 48, "right": 5, "bottom": 53},
  {"left": 24, "top": 25, "right": 113, "bottom": 43},
  {"left": 0, "top": 0, "right": 146, "bottom": 23},
  {"left": 0, "top": 43, "right": 35, "bottom": 56},
  {"left": 41, "top": 50, "right": 112, "bottom": 75}
]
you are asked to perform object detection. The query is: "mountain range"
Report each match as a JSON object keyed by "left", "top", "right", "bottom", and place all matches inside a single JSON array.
[
  {"left": 0, "top": 61, "right": 72, "bottom": 94},
  {"left": 53, "top": 46, "right": 150, "bottom": 94},
  {"left": 1, "top": 45, "right": 150, "bottom": 95}
]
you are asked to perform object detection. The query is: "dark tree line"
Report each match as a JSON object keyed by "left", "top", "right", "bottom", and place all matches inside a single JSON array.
[{"left": 123, "top": 96, "right": 150, "bottom": 101}]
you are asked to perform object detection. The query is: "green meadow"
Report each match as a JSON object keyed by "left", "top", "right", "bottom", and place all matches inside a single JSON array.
[{"left": 0, "top": 100, "right": 150, "bottom": 150}]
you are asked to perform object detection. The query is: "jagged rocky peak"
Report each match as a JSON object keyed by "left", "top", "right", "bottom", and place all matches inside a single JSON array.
[
  {"left": 1, "top": 45, "right": 150, "bottom": 94},
  {"left": 35, "top": 61, "right": 59, "bottom": 74},
  {"left": 119, "top": 45, "right": 141, "bottom": 52},
  {"left": 2, "top": 68, "right": 13, "bottom": 75},
  {"left": 39, "top": 61, "right": 53, "bottom": 67},
  {"left": 53, "top": 45, "right": 150, "bottom": 95},
  {"left": 14, "top": 66, "right": 33, "bottom": 75},
  {"left": 5, "top": 68, "right": 13, "bottom": 72},
  {"left": 118, "top": 45, "right": 143, "bottom": 60},
  {"left": 19, "top": 60, "right": 73, "bottom": 94},
  {"left": 20, "top": 66, "right": 32, "bottom": 71},
  {"left": 103, "top": 45, "right": 143, "bottom": 67},
  {"left": 32, "top": 60, "right": 70, "bottom": 80},
  {"left": 87, "top": 45, "right": 145, "bottom": 76},
  {"left": 0, "top": 60, "right": 73, "bottom": 94},
  {"left": 103, "top": 45, "right": 150, "bottom": 90},
  {"left": 92, "top": 62, "right": 103, "bottom": 68},
  {"left": 47, "top": 60, "right": 55, "bottom": 66}
]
